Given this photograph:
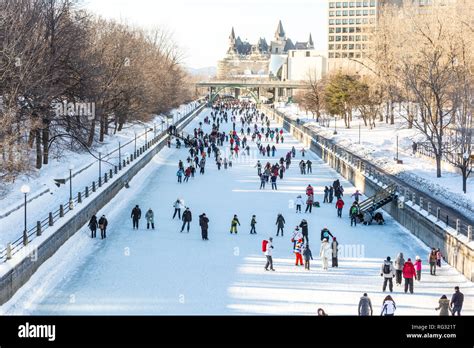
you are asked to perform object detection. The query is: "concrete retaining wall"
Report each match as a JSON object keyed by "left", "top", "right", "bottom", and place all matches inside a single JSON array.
[
  {"left": 265, "top": 106, "right": 474, "bottom": 281},
  {"left": 0, "top": 105, "right": 204, "bottom": 305}
]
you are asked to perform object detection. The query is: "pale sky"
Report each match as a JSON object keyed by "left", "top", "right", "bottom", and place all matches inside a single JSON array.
[{"left": 82, "top": 0, "right": 328, "bottom": 69}]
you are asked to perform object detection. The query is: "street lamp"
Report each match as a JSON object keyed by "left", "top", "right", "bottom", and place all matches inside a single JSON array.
[
  {"left": 20, "top": 184, "right": 30, "bottom": 246},
  {"left": 98, "top": 152, "right": 102, "bottom": 181},
  {"left": 69, "top": 164, "right": 74, "bottom": 209},
  {"left": 333, "top": 116, "right": 337, "bottom": 135}
]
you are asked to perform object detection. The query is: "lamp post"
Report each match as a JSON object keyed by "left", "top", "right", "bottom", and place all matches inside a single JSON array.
[
  {"left": 396, "top": 135, "right": 399, "bottom": 162},
  {"left": 462, "top": 152, "right": 471, "bottom": 193},
  {"left": 21, "top": 185, "right": 30, "bottom": 246},
  {"left": 333, "top": 116, "right": 337, "bottom": 135},
  {"left": 69, "top": 164, "right": 74, "bottom": 209},
  {"left": 98, "top": 152, "right": 102, "bottom": 180},
  {"left": 118, "top": 142, "right": 122, "bottom": 170}
]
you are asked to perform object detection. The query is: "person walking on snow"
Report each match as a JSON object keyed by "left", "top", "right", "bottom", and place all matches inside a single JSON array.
[
  {"left": 414, "top": 256, "right": 422, "bottom": 281},
  {"left": 323, "top": 186, "right": 329, "bottom": 203},
  {"left": 350, "top": 203, "right": 359, "bottom": 226},
  {"left": 98, "top": 215, "right": 108, "bottom": 239},
  {"left": 145, "top": 208, "right": 155, "bottom": 229},
  {"left": 394, "top": 252, "right": 405, "bottom": 286},
  {"left": 250, "top": 215, "right": 257, "bottom": 234},
  {"left": 306, "top": 160, "right": 312, "bottom": 173},
  {"left": 291, "top": 226, "right": 303, "bottom": 249},
  {"left": 381, "top": 295, "right": 396, "bottom": 316},
  {"left": 335, "top": 198, "right": 344, "bottom": 218},
  {"left": 230, "top": 215, "right": 240, "bottom": 234},
  {"left": 320, "top": 227, "right": 334, "bottom": 242},
  {"left": 450, "top": 286, "right": 464, "bottom": 316},
  {"left": 299, "top": 219, "right": 309, "bottom": 243},
  {"left": 435, "top": 295, "right": 450, "bottom": 316},
  {"left": 259, "top": 174, "right": 266, "bottom": 189},
  {"left": 199, "top": 213, "right": 209, "bottom": 240},
  {"left": 352, "top": 189, "right": 362, "bottom": 203},
  {"left": 181, "top": 207, "right": 192, "bottom": 233},
  {"left": 328, "top": 186, "right": 334, "bottom": 203},
  {"left": 276, "top": 214, "right": 285, "bottom": 236},
  {"left": 303, "top": 243, "right": 313, "bottom": 270},
  {"left": 428, "top": 249, "right": 437, "bottom": 276},
  {"left": 320, "top": 238, "right": 331, "bottom": 270},
  {"left": 88, "top": 215, "right": 98, "bottom": 238},
  {"left": 177, "top": 168, "right": 184, "bottom": 183},
  {"left": 131, "top": 205, "right": 141, "bottom": 230},
  {"left": 381, "top": 256, "right": 395, "bottom": 292},
  {"left": 331, "top": 237, "right": 339, "bottom": 267},
  {"left": 295, "top": 195, "right": 304, "bottom": 213},
  {"left": 263, "top": 237, "right": 275, "bottom": 271},
  {"left": 255, "top": 160, "right": 262, "bottom": 176},
  {"left": 271, "top": 174, "right": 278, "bottom": 190},
  {"left": 172, "top": 199, "right": 183, "bottom": 220},
  {"left": 403, "top": 258, "right": 416, "bottom": 294},
  {"left": 358, "top": 293, "right": 373, "bottom": 316},
  {"left": 305, "top": 194, "right": 314, "bottom": 213},
  {"left": 294, "top": 239, "right": 304, "bottom": 266}
]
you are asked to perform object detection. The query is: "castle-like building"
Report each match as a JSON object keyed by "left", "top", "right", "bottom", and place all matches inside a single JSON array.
[{"left": 217, "top": 21, "right": 321, "bottom": 80}]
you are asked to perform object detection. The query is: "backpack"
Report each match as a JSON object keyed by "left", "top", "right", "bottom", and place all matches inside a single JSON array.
[
  {"left": 262, "top": 240, "right": 269, "bottom": 252},
  {"left": 383, "top": 263, "right": 391, "bottom": 274},
  {"left": 313, "top": 201, "right": 320, "bottom": 207}
]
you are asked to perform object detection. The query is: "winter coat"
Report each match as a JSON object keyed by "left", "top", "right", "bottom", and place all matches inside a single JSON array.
[
  {"left": 231, "top": 218, "right": 240, "bottom": 227},
  {"left": 182, "top": 210, "right": 192, "bottom": 222},
  {"left": 335, "top": 199, "right": 344, "bottom": 209},
  {"left": 306, "top": 195, "right": 314, "bottom": 205},
  {"left": 428, "top": 252, "right": 437, "bottom": 264},
  {"left": 302, "top": 246, "right": 313, "bottom": 261},
  {"left": 264, "top": 240, "right": 273, "bottom": 256},
  {"left": 295, "top": 196, "right": 304, "bottom": 206},
  {"left": 294, "top": 241, "right": 303, "bottom": 254},
  {"left": 436, "top": 299, "right": 450, "bottom": 316},
  {"left": 394, "top": 253, "right": 405, "bottom": 271},
  {"left": 251, "top": 217, "right": 257, "bottom": 227},
  {"left": 402, "top": 261, "right": 416, "bottom": 279},
  {"left": 276, "top": 215, "right": 285, "bottom": 227},
  {"left": 299, "top": 221, "right": 309, "bottom": 235},
  {"left": 381, "top": 260, "right": 395, "bottom": 278},
  {"left": 319, "top": 241, "right": 331, "bottom": 259},
  {"left": 145, "top": 210, "right": 154, "bottom": 223},
  {"left": 414, "top": 259, "right": 422, "bottom": 271},
  {"left": 331, "top": 240, "right": 339, "bottom": 257},
  {"left": 306, "top": 186, "right": 314, "bottom": 196},
  {"left": 199, "top": 214, "right": 209, "bottom": 229},
  {"left": 358, "top": 296, "right": 373, "bottom": 316},
  {"left": 131, "top": 207, "right": 141, "bottom": 219},
  {"left": 451, "top": 291, "right": 464, "bottom": 307},
  {"left": 291, "top": 230, "right": 303, "bottom": 242},
  {"left": 98, "top": 217, "right": 108, "bottom": 229},
  {"left": 173, "top": 200, "right": 184, "bottom": 209},
  {"left": 88, "top": 216, "right": 98, "bottom": 230},
  {"left": 320, "top": 229, "right": 333, "bottom": 241},
  {"left": 381, "top": 300, "right": 396, "bottom": 316},
  {"left": 177, "top": 169, "right": 184, "bottom": 177}
]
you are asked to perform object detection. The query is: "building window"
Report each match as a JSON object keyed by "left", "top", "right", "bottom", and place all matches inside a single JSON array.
[
  {"left": 363, "top": 1, "right": 368, "bottom": 7},
  {"left": 355, "top": 52, "right": 361, "bottom": 58},
  {"left": 349, "top": 44, "right": 354, "bottom": 49},
  {"left": 370, "top": 0, "right": 375, "bottom": 6},
  {"left": 356, "top": 10, "right": 361, "bottom": 15},
  {"left": 349, "top": 52, "right": 354, "bottom": 58},
  {"left": 335, "top": 52, "right": 341, "bottom": 58},
  {"left": 342, "top": 52, "right": 348, "bottom": 58},
  {"left": 356, "top": 18, "right": 362, "bottom": 24},
  {"left": 329, "top": 11, "right": 335, "bottom": 16},
  {"left": 306, "top": 51, "right": 310, "bottom": 57},
  {"left": 275, "top": 48, "right": 279, "bottom": 53},
  {"left": 329, "top": 36, "right": 334, "bottom": 42},
  {"left": 336, "top": 2, "right": 342, "bottom": 8},
  {"left": 342, "top": 19, "right": 348, "bottom": 24},
  {"left": 336, "top": 36, "right": 342, "bottom": 41},
  {"left": 329, "top": 19, "right": 335, "bottom": 24},
  {"left": 370, "top": 9, "right": 375, "bottom": 15},
  {"left": 342, "top": 36, "right": 348, "bottom": 41},
  {"left": 342, "top": 27, "right": 348, "bottom": 33},
  {"left": 349, "top": 27, "right": 355, "bottom": 33},
  {"left": 336, "top": 10, "right": 342, "bottom": 15},
  {"left": 336, "top": 27, "right": 342, "bottom": 33},
  {"left": 336, "top": 19, "right": 342, "bottom": 24},
  {"left": 355, "top": 44, "right": 361, "bottom": 49},
  {"left": 349, "top": 18, "right": 355, "bottom": 24},
  {"left": 348, "top": 35, "right": 354, "bottom": 41},
  {"left": 329, "top": 52, "right": 335, "bottom": 58},
  {"left": 363, "top": 9, "right": 369, "bottom": 15},
  {"left": 292, "top": 51, "right": 295, "bottom": 57},
  {"left": 342, "top": 44, "right": 348, "bottom": 50},
  {"left": 369, "top": 17, "right": 375, "bottom": 24},
  {"left": 356, "top": 27, "right": 361, "bottom": 32},
  {"left": 362, "top": 18, "right": 368, "bottom": 24},
  {"left": 349, "top": 10, "right": 355, "bottom": 15},
  {"left": 356, "top": 1, "right": 362, "bottom": 6},
  {"left": 335, "top": 44, "right": 341, "bottom": 49},
  {"left": 329, "top": 44, "right": 335, "bottom": 50},
  {"left": 349, "top": 1, "right": 355, "bottom": 7},
  {"left": 355, "top": 35, "right": 361, "bottom": 41},
  {"left": 343, "top": 2, "right": 348, "bottom": 7},
  {"left": 329, "top": 2, "right": 335, "bottom": 8},
  {"left": 343, "top": 10, "right": 348, "bottom": 15},
  {"left": 329, "top": 27, "right": 335, "bottom": 33}
]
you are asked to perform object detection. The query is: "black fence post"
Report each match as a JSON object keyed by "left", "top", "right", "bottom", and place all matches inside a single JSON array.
[
  {"left": 49, "top": 212, "right": 54, "bottom": 226},
  {"left": 59, "top": 205, "right": 64, "bottom": 218},
  {"left": 85, "top": 186, "right": 89, "bottom": 198},
  {"left": 36, "top": 221, "right": 42, "bottom": 236},
  {"left": 78, "top": 192, "right": 82, "bottom": 204}
]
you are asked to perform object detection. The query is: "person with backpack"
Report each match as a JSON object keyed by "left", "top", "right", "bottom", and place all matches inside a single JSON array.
[
  {"left": 181, "top": 207, "right": 192, "bottom": 233},
  {"left": 88, "top": 215, "right": 98, "bottom": 238},
  {"left": 299, "top": 219, "right": 309, "bottom": 243},
  {"left": 435, "top": 295, "right": 451, "bottom": 316},
  {"left": 305, "top": 194, "right": 314, "bottom": 213},
  {"left": 177, "top": 168, "right": 184, "bottom": 183},
  {"left": 403, "top": 258, "right": 416, "bottom": 294},
  {"left": 145, "top": 208, "right": 155, "bottom": 230},
  {"left": 428, "top": 248, "right": 437, "bottom": 276},
  {"left": 381, "top": 256, "right": 395, "bottom": 292},
  {"left": 320, "top": 227, "right": 334, "bottom": 242},
  {"left": 350, "top": 203, "right": 359, "bottom": 226},
  {"left": 250, "top": 215, "right": 257, "bottom": 234},
  {"left": 414, "top": 256, "right": 422, "bottom": 281},
  {"left": 230, "top": 215, "right": 240, "bottom": 234},
  {"left": 199, "top": 213, "right": 209, "bottom": 240},
  {"left": 294, "top": 239, "right": 304, "bottom": 266},
  {"left": 331, "top": 237, "right": 339, "bottom": 267},
  {"left": 131, "top": 205, "right": 141, "bottom": 230},
  {"left": 275, "top": 214, "right": 285, "bottom": 236},
  {"left": 380, "top": 295, "right": 396, "bottom": 316},
  {"left": 394, "top": 252, "right": 405, "bottom": 286},
  {"left": 263, "top": 237, "right": 275, "bottom": 271},
  {"left": 335, "top": 198, "right": 344, "bottom": 218},
  {"left": 358, "top": 293, "right": 373, "bottom": 316},
  {"left": 98, "top": 215, "right": 108, "bottom": 239},
  {"left": 291, "top": 226, "right": 303, "bottom": 249},
  {"left": 172, "top": 198, "right": 183, "bottom": 220},
  {"left": 302, "top": 243, "right": 313, "bottom": 270},
  {"left": 450, "top": 286, "right": 464, "bottom": 316},
  {"left": 320, "top": 238, "right": 331, "bottom": 270},
  {"left": 295, "top": 195, "right": 304, "bottom": 213}
]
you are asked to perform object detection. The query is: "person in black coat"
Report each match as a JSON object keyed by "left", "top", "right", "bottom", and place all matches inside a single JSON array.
[
  {"left": 450, "top": 286, "right": 464, "bottom": 316},
  {"left": 299, "top": 219, "right": 309, "bottom": 243},
  {"left": 199, "top": 213, "right": 209, "bottom": 240},
  {"left": 320, "top": 227, "right": 334, "bottom": 241},
  {"left": 181, "top": 207, "right": 192, "bottom": 233},
  {"left": 131, "top": 205, "right": 141, "bottom": 229},
  {"left": 276, "top": 214, "right": 286, "bottom": 236},
  {"left": 88, "top": 215, "right": 98, "bottom": 238},
  {"left": 98, "top": 215, "right": 108, "bottom": 239}
]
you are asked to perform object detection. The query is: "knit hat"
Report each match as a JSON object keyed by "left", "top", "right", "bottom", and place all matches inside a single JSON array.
[
  {"left": 415, "top": 256, "right": 420, "bottom": 260},
  {"left": 387, "top": 256, "right": 391, "bottom": 261}
]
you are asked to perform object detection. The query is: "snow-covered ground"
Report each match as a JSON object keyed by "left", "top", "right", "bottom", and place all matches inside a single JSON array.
[
  {"left": 1, "top": 107, "right": 472, "bottom": 315},
  {"left": 276, "top": 104, "right": 474, "bottom": 218},
  {"left": 0, "top": 102, "right": 198, "bottom": 247}
]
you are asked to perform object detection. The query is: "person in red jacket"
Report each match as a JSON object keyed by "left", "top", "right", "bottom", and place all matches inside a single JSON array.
[
  {"left": 335, "top": 198, "right": 345, "bottom": 218},
  {"left": 402, "top": 258, "right": 416, "bottom": 294},
  {"left": 306, "top": 185, "right": 314, "bottom": 197}
]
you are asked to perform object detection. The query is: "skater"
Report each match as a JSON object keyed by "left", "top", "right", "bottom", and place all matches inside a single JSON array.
[
  {"left": 294, "top": 239, "right": 304, "bottom": 266},
  {"left": 145, "top": 208, "right": 155, "bottom": 229},
  {"left": 428, "top": 248, "right": 437, "bottom": 275},
  {"left": 435, "top": 295, "right": 450, "bottom": 316},
  {"left": 352, "top": 189, "right": 362, "bottom": 203},
  {"left": 259, "top": 174, "right": 266, "bottom": 189},
  {"left": 300, "top": 148, "right": 306, "bottom": 157},
  {"left": 402, "top": 258, "right": 416, "bottom": 294},
  {"left": 320, "top": 238, "right": 331, "bottom": 270},
  {"left": 303, "top": 243, "right": 313, "bottom": 270},
  {"left": 255, "top": 160, "right": 262, "bottom": 176},
  {"left": 295, "top": 195, "right": 304, "bottom": 213},
  {"left": 271, "top": 174, "right": 278, "bottom": 190},
  {"left": 230, "top": 215, "right": 240, "bottom": 234},
  {"left": 98, "top": 215, "right": 108, "bottom": 239},
  {"left": 450, "top": 286, "right": 464, "bottom": 316},
  {"left": 275, "top": 214, "right": 285, "bottom": 236},
  {"left": 299, "top": 219, "right": 309, "bottom": 243},
  {"left": 299, "top": 160, "right": 306, "bottom": 175},
  {"left": 374, "top": 211, "right": 385, "bottom": 224},
  {"left": 306, "top": 184, "right": 314, "bottom": 197},
  {"left": 381, "top": 256, "right": 394, "bottom": 292},
  {"left": 323, "top": 186, "right": 329, "bottom": 203},
  {"left": 320, "top": 227, "right": 334, "bottom": 242},
  {"left": 181, "top": 207, "right": 192, "bottom": 233},
  {"left": 414, "top": 256, "right": 422, "bottom": 281},
  {"left": 394, "top": 253, "right": 405, "bottom": 286},
  {"left": 291, "top": 226, "right": 303, "bottom": 250},
  {"left": 250, "top": 215, "right": 257, "bottom": 234},
  {"left": 358, "top": 293, "right": 373, "bottom": 316},
  {"left": 381, "top": 295, "right": 396, "bottom": 316},
  {"left": 305, "top": 194, "right": 314, "bottom": 213},
  {"left": 328, "top": 186, "right": 334, "bottom": 203},
  {"left": 88, "top": 215, "right": 98, "bottom": 238},
  {"left": 199, "top": 213, "right": 209, "bottom": 240},
  {"left": 263, "top": 237, "right": 275, "bottom": 271},
  {"left": 350, "top": 203, "right": 359, "bottom": 226},
  {"left": 331, "top": 237, "right": 339, "bottom": 267},
  {"left": 291, "top": 146, "right": 296, "bottom": 158},
  {"left": 335, "top": 198, "right": 344, "bottom": 218},
  {"left": 177, "top": 168, "right": 184, "bottom": 183},
  {"left": 436, "top": 248, "right": 443, "bottom": 268},
  {"left": 306, "top": 160, "right": 312, "bottom": 173},
  {"left": 173, "top": 199, "right": 183, "bottom": 219},
  {"left": 131, "top": 205, "right": 141, "bottom": 230}
]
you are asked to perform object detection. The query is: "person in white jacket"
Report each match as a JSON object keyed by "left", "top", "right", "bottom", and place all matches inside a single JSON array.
[
  {"left": 381, "top": 295, "right": 396, "bottom": 316},
  {"left": 291, "top": 227, "right": 303, "bottom": 249},
  {"left": 295, "top": 195, "right": 304, "bottom": 213},
  {"left": 264, "top": 237, "right": 275, "bottom": 271},
  {"left": 320, "top": 238, "right": 331, "bottom": 270}
]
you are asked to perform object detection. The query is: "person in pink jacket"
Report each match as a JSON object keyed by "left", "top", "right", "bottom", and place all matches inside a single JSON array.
[{"left": 414, "top": 256, "right": 422, "bottom": 281}]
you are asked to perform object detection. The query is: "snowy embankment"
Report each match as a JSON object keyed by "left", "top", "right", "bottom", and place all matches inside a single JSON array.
[
  {"left": 0, "top": 107, "right": 472, "bottom": 315},
  {"left": 277, "top": 104, "right": 474, "bottom": 218},
  {"left": 0, "top": 102, "right": 198, "bottom": 247}
]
